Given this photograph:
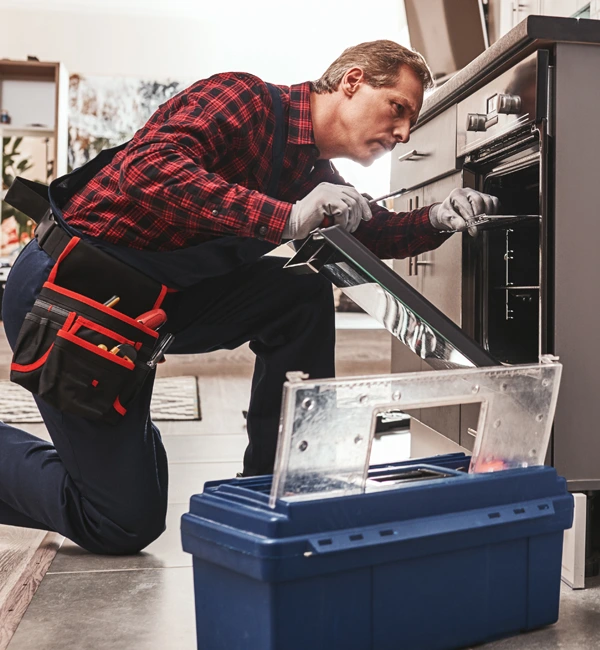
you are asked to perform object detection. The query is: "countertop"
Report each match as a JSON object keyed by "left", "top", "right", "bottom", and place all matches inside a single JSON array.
[{"left": 419, "top": 15, "right": 600, "bottom": 124}]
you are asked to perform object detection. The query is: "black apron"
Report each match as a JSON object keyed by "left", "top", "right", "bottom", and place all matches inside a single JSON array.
[{"left": 48, "top": 82, "right": 287, "bottom": 290}]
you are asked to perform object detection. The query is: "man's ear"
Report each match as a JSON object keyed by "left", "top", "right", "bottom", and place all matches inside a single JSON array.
[{"left": 340, "top": 67, "right": 365, "bottom": 98}]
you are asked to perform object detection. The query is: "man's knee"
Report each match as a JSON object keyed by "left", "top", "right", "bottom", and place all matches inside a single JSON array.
[
  {"left": 79, "top": 508, "right": 167, "bottom": 556},
  {"left": 288, "top": 270, "right": 334, "bottom": 311}
]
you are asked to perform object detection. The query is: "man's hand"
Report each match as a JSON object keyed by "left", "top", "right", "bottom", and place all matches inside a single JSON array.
[
  {"left": 429, "top": 188, "right": 500, "bottom": 237},
  {"left": 283, "top": 182, "right": 372, "bottom": 240}
]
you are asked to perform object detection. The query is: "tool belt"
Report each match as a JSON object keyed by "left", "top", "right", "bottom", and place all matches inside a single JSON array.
[{"left": 6, "top": 179, "right": 171, "bottom": 424}]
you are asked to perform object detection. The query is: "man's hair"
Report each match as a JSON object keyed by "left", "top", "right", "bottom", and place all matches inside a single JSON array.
[{"left": 312, "top": 40, "right": 434, "bottom": 94}]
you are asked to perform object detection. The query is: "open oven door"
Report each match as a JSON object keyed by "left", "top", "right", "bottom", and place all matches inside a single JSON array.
[{"left": 284, "top": 225, "right": 498, "bottom": 371}]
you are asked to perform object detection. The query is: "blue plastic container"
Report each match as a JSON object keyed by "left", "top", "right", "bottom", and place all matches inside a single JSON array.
[{"left": 181, "top": 454, "right": 573, "bottom": 650}]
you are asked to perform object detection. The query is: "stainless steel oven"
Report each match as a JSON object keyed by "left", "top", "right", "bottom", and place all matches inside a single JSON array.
[
  {"left": 458, "top": 50, "right": 550, "bottom": 362},
  {"left": 389, "top": 31, "right": 600, "bottom": 575}
]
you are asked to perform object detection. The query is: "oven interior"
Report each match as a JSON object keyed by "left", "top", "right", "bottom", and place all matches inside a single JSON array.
[{"left": 472, "top": 161, "right": 542, "bottom": 364}]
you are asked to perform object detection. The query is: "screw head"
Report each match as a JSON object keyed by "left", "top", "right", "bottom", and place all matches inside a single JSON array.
[{"left": 302, "top": 398, "right": 314, "bottom": 411}]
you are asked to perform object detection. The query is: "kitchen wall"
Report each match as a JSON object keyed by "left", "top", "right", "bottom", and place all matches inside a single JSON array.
[
  {"left": 0, "top": 0, "right": 410, "bottom": 196},
  {"left": 488, "top": 0, "right": 598, "bottom": 42}
]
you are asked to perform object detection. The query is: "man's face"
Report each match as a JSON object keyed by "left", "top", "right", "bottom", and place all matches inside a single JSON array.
[{"left": 338, "top": 64, "right": 424, "bottom": 166}]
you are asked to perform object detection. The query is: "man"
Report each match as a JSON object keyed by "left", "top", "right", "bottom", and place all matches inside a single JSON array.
[{"left": 0, "top": 40, "right": 498, "bottom": 554}]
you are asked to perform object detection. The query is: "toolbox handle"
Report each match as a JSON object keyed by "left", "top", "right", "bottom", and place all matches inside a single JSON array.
[{"left": 305, "top": 500, "right": 556, "bottom": 556}]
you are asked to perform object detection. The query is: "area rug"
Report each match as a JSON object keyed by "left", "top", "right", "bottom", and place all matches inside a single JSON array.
[{"left": 0, "top": 376, "right": 201, "bottom": 423}]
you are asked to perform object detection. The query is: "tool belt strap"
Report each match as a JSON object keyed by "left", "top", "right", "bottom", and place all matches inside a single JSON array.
[
  {"left": 34, "top": 211, "right": 72, "bottom": 260},
  {"left": 4, "top": 176, "right": 72, "bottom": 261}
]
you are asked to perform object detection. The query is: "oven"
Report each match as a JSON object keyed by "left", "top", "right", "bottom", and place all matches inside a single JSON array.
[
  {"left": 458, "top": 50, "right": 551, "bottom": 364},
  {"left": 390, "top": 39, "right": 600, "bottom": 576}
]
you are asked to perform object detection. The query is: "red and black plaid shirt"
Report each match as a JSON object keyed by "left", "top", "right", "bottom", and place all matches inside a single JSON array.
[{"left": 63, "top": 72, "right": 447, "bottom": 259}]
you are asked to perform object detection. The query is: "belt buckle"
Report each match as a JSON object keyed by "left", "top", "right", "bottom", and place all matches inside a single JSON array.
[{"left": 34, "top": 210, "right": 57, "bottom": 249}]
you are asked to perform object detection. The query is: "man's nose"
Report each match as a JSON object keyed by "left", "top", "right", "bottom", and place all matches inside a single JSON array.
[{"left": 393, "top": 122, "right": 411, "bottom": 144}]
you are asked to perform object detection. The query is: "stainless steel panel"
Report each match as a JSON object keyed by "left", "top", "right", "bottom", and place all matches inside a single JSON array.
[
  {"left": 456, "top": 51, "right": 544, "bottom": 156},
  {"left": 391, "top": 106, "right": 457, "bottom": 190},
  {"left": 553, "top": 43, "right": 600, "bottom": 489}
]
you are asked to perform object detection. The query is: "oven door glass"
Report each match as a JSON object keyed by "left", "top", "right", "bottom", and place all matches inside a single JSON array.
[{"left": 284, "top": 226, "right": 497, "bottom": 370}]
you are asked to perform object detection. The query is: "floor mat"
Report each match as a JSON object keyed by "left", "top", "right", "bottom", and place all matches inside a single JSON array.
[{"left": 0, "top": 376, "right": 201, "bottom": 423}]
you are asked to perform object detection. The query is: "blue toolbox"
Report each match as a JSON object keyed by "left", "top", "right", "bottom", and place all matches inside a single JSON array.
[
  {"left": 181, "top": 452, "right": 573, "bottom": 650},
  {"left": 182, "top": 361, "right": 571, "bottom": 649}
]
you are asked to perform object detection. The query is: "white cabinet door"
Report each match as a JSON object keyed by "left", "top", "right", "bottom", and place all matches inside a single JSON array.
[
  {"left": 418, "top": 173, "right": 464, "bottom": 444},
  {"left": 419, "top": 173, "right": 463, "bottom": 326},
  {"left": 391, "top": 189, "right": 423, "bottom": 294},
  {"left": 391, "top": 190, "right": 424, "bottom": 389}
]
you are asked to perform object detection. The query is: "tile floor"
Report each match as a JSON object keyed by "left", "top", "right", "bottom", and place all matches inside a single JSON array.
[
  {"left": 3, "top": 324, "right": 600, "bottom": 649},
  {"left": 6, "top": 392, "right": 246, "bottom": 649}
]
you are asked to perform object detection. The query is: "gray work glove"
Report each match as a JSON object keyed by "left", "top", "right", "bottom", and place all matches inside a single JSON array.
[
  {"left": 429, "top": 188, "right": 500, "bottom": 237},
  {"left": 283, "top": 182, "right": 372, "bottom": 240}
]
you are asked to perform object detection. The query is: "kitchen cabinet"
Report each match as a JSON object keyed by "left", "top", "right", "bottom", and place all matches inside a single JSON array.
[{"left": 391, "top": 176, "right": 463, "bottom": 443}]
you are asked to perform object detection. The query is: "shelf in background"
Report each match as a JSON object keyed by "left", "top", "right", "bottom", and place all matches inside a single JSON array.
[{"left": 0, "top": 125, "right": 54, "bottom": 139}]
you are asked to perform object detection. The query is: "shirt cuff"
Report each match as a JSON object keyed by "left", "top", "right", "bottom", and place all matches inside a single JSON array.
[{"left": 240, "top": 194, "right": 292, "bottom": 244}]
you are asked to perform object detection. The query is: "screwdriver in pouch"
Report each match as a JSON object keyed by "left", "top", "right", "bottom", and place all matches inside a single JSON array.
[
  {"left": 147, "top": 333, "right": 175, "bottom": 369},
  {"left": 103, "top": 295, "right": 120, "bottom": 309},
  {"left": 135, "top": 308, "right": 167, "bottom": 330},
  {"left": 109, "top": 344, "right": 137, "bottom": 364}
]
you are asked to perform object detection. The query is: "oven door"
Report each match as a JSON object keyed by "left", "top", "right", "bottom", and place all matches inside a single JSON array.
[{"left": 284, "top": 226, "right": 498, "bottom": 370}]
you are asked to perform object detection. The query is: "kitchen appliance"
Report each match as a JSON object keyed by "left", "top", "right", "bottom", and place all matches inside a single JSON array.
[{"left": 389, "top": 16, "right": 600, "bottom": 575}]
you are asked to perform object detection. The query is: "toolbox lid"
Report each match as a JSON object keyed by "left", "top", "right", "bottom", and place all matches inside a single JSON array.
[{"left": 271, "top": 361, "right": 561, "bottom": 503}]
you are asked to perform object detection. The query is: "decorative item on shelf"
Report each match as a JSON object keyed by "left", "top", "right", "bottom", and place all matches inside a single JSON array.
[
  {"left": 1, "top": 136, "right": 48, "bottom": 256},
  {"left": 0, "top": 110, "right": 11, "bottom": 125}
]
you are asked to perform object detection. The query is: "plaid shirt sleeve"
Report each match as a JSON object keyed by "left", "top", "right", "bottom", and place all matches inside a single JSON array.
[
  {"left": 309, "top": 161, "right": 453, "bottom": 259},
  {"left": 117, "top": 74, "right": 291, "bottom": 245}
]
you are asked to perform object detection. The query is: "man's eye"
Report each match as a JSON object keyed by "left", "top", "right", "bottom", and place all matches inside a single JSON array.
[{"left": 394, "top": 103, "right": 404, "bottom": 115}]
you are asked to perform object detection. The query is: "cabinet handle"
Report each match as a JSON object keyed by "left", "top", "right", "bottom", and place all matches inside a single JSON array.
[
  {"left": 397, "top": 149, "right": 426, "bottom": 162},
  {"left": 413, "top": 255, "right": 433, "bottom": 275}
]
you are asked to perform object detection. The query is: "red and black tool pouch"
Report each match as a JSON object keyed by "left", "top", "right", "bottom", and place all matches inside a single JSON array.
[{"left": 10, "top": 236, "right": 168, "bottom": 424}]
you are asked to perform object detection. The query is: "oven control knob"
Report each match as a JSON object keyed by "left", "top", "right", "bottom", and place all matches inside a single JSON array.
[
  {"left": 497, "top": 93, "right": 522, "bottom": 114},
  {"left": 466, "top": 113, "right": 487, "bottom": 132}
]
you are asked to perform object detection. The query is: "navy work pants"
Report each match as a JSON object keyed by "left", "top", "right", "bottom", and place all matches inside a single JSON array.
[{"left": 0, "top": 241, "right": 335, "bottom": 554}]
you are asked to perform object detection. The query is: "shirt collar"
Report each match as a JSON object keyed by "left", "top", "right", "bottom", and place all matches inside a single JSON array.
[{"left": 288, "top": 81, "right": 316, "bottom": 147}]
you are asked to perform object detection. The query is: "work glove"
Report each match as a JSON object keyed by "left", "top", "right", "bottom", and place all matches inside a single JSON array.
[
  {"left": 283, "top": 182, "right": 372, "bottom": 240},
  {"left": 429, "top": 188, "right": 500, "bottom": 237}
]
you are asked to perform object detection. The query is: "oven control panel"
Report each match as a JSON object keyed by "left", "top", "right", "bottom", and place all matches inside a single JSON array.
[{"left": 457, "top": 51, "right": 548, "bottom": 156}]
